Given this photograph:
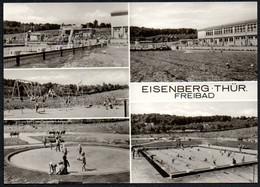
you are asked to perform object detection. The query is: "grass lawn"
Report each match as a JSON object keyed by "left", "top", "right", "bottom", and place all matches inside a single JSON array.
[
  {"left": 4, "top": 138, "right": 28, "bottom": 146},
  {"left": 206, "top": 139, "right": 257, "bottom": 150},
  {"left": 30, "top": 133, "right": 129, "bottom": 145},
  {"left": 4, "top": 120, "right": 129, "bottom": 134},
  {"left": 134, "top": 139, "right": 202, "bottom": 147},
  {"left": 4, "top": 89, "right": 128, "bottom": 110},
  {"left": 132, "top": 127, "right": 257, "bottom": 140},
  {"left": 131, "top": 50, "right": 257, "bottom": 82},
  {"left": 132, "top": 127, "right": 257, "bottom": 149}
]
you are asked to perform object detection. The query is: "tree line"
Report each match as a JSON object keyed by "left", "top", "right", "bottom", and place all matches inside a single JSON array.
[
  {"left": 4, "top": 21, "right": 60, "bottom": 34},
  {"left": 4, "top": 78, "right": 128, "bottom": 98},
  {"left": 130, "top": 26, "right": 197, "bottom": 42},
  {"left": 131, "top": 113, "right": 257, "bottom": 134},
  {"left": 4, "top": 20, "right": 111, "bottom": 34},
  {"left": 84, "top": 20, "right": 111, "bottom": 29}
]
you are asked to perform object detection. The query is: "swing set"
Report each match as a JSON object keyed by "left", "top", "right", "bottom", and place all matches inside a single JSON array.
[{"left": 11, "top": 79, "right": 42, "bottom": 101}]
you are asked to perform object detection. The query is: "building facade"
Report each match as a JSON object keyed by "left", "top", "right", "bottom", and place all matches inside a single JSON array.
[
  {"left": 197, "top": 19, "right": 257, "bottom": 47},
  {"left": 110, "top": 10, "right": 128, "bottom": 39}
]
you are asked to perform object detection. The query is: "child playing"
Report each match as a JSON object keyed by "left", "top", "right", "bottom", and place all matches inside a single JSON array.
[
  {"left": 49, "top": 162, "right": 57, "bottom": 174},
  {"left": 56, "top": 160, "right": 65, "bottom": 175},
  {"left": 35, "top": 100, "right": 39, "bottom": 113},
  {"left": 78, "top": 144, "right": 82, "bottom": 155},
  {"left": 63, "top": 152, "right": 70, "bottom": 174},
  {"left": 43, "top": 136, "right": 47, "bottom": 148},
  {"left": 62, "top": 144, "right": 68, "bottom": 155},
  {"left": 77, "top": 152, "right": 87, "bottom": 172},
  {"left": 55, "top": 137, "right": 61, "bottom": 152}
]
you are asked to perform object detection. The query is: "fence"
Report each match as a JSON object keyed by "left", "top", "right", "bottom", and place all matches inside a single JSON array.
[{"left": 4, "top": 43, "right": 107, "bottom": 68}]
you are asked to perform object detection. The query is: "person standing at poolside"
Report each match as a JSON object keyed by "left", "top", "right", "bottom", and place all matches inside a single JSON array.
[{"left": 63, "top": 152, "right": 70, "bottom": 174}]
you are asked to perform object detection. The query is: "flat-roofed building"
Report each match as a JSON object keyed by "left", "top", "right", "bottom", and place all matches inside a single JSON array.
[
  {"left": 197, "top": 19, "right": 257, "bottom": 47},
  {"left": 111, "top": 10, "right": 128, "bottom": 39}
]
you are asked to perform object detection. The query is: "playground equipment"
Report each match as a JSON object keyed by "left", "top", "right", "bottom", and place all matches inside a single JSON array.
[{"left": 11, "top": 79, "right": 42, "bottom": 100}]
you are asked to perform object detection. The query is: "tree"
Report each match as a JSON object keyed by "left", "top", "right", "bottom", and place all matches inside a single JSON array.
[
  {"left": 130, "top": 26, "right": 197, "bottom": 42},
  {"left": 99, "top": 22, "right": 106, "bottom": 28},
  {"left": 93, "top": 20, "right": 98, "bottom": 28},
  {"left": 86, "top": 22, "right": 94, "bottom": 28},
  {"left": 197, "top": 124, "right": 204, "bottom": 132}
]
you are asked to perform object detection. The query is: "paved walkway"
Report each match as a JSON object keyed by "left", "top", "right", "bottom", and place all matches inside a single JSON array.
[
  {"left": 4, "top": 131, "right": 88, "bottom": 144},
  {"left": 199, "top": 144, "right": 258, "bottom": 155},
  {"left": 131, "top": 155, "right": 171, "bottom": 183},
  {"left": 5, "top": 144, "right": 42, "bottom": 149},
  {"left": 5, "top": 132, "right": 43, "bottom": 146},
  {"left": 5, "top": 131, "right": 122, "bottom": 149}
]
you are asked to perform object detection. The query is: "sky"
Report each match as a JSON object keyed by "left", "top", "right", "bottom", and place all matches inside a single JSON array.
[
  {"left": 4, "top": 3, "right": 127, "bottom": 24},
  {"left": 4, "top": 69, "right": 129, "bottom": 86},
  {"left": 4, "top": 2, "right": 256, "bottom": 28},
  {"left": 131, "top": 101, "right": 257, "bottom": 117},
  {"left": 130, "top": 2, "right": 257, "bottom": 29}
]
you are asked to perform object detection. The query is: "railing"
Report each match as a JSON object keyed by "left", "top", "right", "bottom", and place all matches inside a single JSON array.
[
  {"left": 124, "top": 99, "right": 129, "bottom": 117},
  {"left": 4, "top": 42, "right": 107, "bottom": 68}
]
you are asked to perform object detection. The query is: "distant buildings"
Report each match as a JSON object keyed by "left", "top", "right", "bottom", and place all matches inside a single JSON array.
[
  {"left": 197, "top": 19, "right": 257, "bottom": 47},
  {"left": 59, "top": 24, "right": 92, "bottom": 44},
  {"left": 110, "top": 10, "right": 128, "bottom": 39},
  {"left": 59, "top": 24, "right": 90, "bottom": 36}
]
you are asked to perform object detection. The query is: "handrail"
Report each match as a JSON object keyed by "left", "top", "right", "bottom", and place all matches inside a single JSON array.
[
  {"left": 4, "top": 44, "right": 102, "bottom": 59},
  {"left": 4, "top": 42, "right": 107, "bottom": 68}
]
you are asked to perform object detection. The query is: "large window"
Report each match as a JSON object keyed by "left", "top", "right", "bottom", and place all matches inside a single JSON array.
[
  {"left": 114, "top": 27, "right": 121, "bottom": 31},
  {"left": 214, "top": 29, "right": 222, "bottom": 35},
  {"left": 235, "top": 25, "right": 245, "bottom": 33},
  {"left": 206, "top": 30, "right": 213, "bottom": 36},
  {"left": 247, "top": 23, "right": 257, "bottom": 32},
  {"left": 223, "top": 27, "right": 233, "bottom": 34}
]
